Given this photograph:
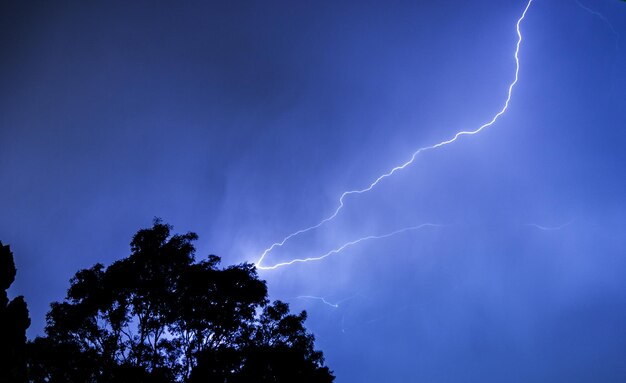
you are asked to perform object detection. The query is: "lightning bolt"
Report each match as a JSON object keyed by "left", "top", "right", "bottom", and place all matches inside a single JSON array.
[
  {"left": 296, "top": 294, "right": 363, "bottom": 333},
  {"left": 258, "top": 223, "right": 442, "bottom": 270},
  {"left": 575, "top": 0, "right": 620, "bottom": 46},
  {"left": 525, "top": 220, "right": 573, "bottom": 231},
  {"left": 255, "top": 0, "right": 533, "bottom": 270},
  {"left": 296, "top": 293, "right": 364, "bottom": 309},
  {"left": 296, "top": 296, "right": 341, "bottom": 308}
]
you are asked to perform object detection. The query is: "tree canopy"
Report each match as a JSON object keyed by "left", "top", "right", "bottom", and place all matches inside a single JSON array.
[
  {"left": 0, "top": 242, "right": 31, "bottom": 383},
  {"left": 27, "top": 219, "right": 334, "bottom": 383}
]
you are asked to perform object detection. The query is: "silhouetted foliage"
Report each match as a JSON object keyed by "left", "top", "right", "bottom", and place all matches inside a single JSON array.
[
  {"left": 27, "top": 219, "right": 333, "bottom": 383},
  {"left": 0, "top": 242, "right": 31, "bottom": 383}
]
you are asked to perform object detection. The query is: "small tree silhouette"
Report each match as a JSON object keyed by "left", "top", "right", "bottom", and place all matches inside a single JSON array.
[
  {"left": 28, "top": 219, "right": 334, "bottom": 383},
  {"left": 0, "top": 242, "right": 31, "bottom": 383}
]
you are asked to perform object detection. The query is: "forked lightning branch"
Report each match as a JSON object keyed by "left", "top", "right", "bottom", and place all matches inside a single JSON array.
[{"left": 255, "top": 0, "right": 534, "bottom": 270}]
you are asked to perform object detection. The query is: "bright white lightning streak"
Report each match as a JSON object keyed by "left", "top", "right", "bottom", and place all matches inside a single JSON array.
[
  {"left": 258, "top": 223, "right": 442, "bottom": 270},
  {"left": 255, "top": 0, "right": 533, "bottom": 270},
  {"left": 296, "top": 293, "right": 362, "bottom": 308},
  {"left": 296, "top": 296, "right": 340, "bottom": 308}
]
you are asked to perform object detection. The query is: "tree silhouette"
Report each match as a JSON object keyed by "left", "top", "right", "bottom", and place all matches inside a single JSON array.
[
  {"left": 27, "top": 219, "right": 334, "bottom": 383},
  {"left": 0, "top": 242, "right": 31, "bottom": 383}
]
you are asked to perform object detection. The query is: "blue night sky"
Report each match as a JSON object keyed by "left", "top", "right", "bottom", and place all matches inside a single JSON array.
[{"left": 2, "top": 0, "right": 626, "bottom": 381}]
